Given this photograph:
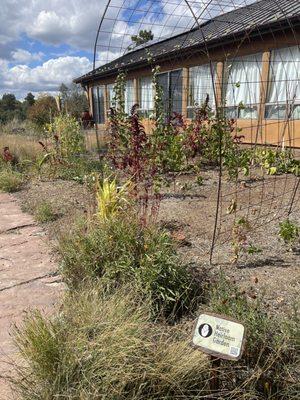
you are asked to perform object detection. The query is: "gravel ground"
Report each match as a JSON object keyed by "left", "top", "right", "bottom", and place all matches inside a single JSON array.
[{"left": 16, "top": 170, "right": 300, "bottom": 316}]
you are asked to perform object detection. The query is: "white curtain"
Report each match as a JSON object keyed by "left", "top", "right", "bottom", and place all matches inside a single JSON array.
[
  {"left": 124, "top": 80, "right": 134, "bottom": 114},
  {"left": 139, "top": 77, "right": 154, "bottom": 110},
  {"left": 107, "top": 83, "right": 115, "bottom": 108},
  {"left": 189, "top": 64, "right": 216, "bottom": 107},
  {"left": 225, "top": 53, "right": 262, "bottom": 119},
  {"left": 266, "top": 46, "right": 300, "bottom": 120}
]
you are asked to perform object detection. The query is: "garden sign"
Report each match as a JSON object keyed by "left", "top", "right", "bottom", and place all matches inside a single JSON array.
[{"left": 192, "top": 312, "right": 246, "bottom": 361}]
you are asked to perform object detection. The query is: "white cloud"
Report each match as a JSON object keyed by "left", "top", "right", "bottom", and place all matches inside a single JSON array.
[
  {"left": 0, "top": 0, "right": 258, "bottom": 97},
  {"left": 11, "top": 49, "right": 44, "bottom": 63},
  {"left": 0, "top": 56, "right": 92, "bottom": 98}
]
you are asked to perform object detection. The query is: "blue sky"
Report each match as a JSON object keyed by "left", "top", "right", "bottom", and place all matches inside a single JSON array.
[{"left": 0, "top": 0, "right": 255, "bottom": 100}]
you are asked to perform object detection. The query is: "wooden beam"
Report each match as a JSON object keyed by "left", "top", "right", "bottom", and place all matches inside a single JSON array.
[
  {"left": 215, "top": 61, "right": 224, "bottom": 107},
  {"left": 258, "top": 51, "right": 271, "bottom": 143}
]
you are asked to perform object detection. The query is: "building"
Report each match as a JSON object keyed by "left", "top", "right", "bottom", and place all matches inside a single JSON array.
[{"left": 74, "top": 0, "right": 300, "bottom": 147}]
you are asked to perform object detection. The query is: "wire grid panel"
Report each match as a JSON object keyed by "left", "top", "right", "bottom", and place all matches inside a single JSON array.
[{"left": 91, "top": 0, "right": 300, "bottom": 264}]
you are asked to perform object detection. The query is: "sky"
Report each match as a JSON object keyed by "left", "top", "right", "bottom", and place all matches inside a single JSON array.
[{"left": 0, "top": 0, "right": 256, "bottom": 100}]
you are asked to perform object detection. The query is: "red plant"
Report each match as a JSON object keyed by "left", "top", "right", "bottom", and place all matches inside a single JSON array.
[{"left": 2, "top": 146, "right": 14, "bottom": 163}]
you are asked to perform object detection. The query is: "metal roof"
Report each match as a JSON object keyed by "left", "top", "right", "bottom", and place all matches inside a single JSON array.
[{"left": 75, "top": 0, "right": 300, "bottom": 84}]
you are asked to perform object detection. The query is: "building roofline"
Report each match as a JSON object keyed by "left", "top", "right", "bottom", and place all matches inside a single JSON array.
[{"left": 74, "top": 0, "right": 300, "bottom": 85}]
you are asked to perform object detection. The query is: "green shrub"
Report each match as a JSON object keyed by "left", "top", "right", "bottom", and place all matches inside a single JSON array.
[
  {"left": 279, "top": 219, "right": 299, "bottom": 245},
  {"left": 35, "top": 201, "right": 57, "bottom": 223},
  {"left": 45, "top": 114, "right": 84, "bottom": 160},
  {"left": 13, "top": 286, "right": 210, "bottom": 400},
  {"left": 58, "top": 213, "right": 199, "bottom": 319},
  {"left": 0, "top": 168, "right": 23, "bottom": 192}
]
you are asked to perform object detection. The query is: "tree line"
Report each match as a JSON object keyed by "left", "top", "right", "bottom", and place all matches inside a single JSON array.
[{"left": 0, "top": 83, "right": 88, "bottom": 127}]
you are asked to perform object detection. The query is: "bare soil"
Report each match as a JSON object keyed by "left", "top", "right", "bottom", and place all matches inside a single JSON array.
[{"left": 15, "top": 170, "right": 300, "bottom": 318}]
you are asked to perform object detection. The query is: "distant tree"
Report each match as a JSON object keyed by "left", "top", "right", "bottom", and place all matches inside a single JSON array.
[
  {"left": 1, "top": 94, "right": 17, "bottom": 111},
  {"left": 128, "top": 30, "right": 154, "bottom": 51},
  {"left": 27, "top": 95, "right": 58, "bottom": 127},
  {"left": 0, "top": 93, "right": 24, "bottom": 123},
  {"left": 24, "top": 92, "right": 35, "bottom": 107},
  {"left": 59, "top": 83, "right": 88, "bottom": 119}
]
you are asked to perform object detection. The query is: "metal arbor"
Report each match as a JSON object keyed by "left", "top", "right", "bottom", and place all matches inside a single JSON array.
[{"left": 91, "top": 0, "right": 299, "bottom": 265}]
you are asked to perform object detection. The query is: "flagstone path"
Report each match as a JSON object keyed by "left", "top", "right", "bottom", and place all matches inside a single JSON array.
[{"left": 0, "top": 193, "right": 63, "bottom": 399}]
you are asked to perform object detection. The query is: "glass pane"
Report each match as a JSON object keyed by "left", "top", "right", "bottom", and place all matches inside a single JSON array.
[
  {"left": 139, "top": 76, "right": 154, "bottom": 112},
  {"left": 170, "top": 70, "right": 182, "bottom": 114},
  {"left": 265, "top": 104, "right": 287, "bottom": 120},
  {"left": 225, "top": 106, "right": 239, "bottom": 119},
  {"left": 92, "top": 86, "right": 105, "bottom": 124},
  {"left": 189, "top": 64, "right": 215, "bottom": 107},
  {"left": 157, "top": 72, "right": 169, "bottom": 115},
  {"left": 239, "top": 106, "right": 258, "bottom": 119},
  {"left": 266, "top": 46, "right": 300, "bottom": 109},
  {"left": 224, "top": 53, "right": 262, "bottom": 119},
  {"left": 293, "top": 105, "right": 300, "bottom": 120},
  {"left": 124, "top": 80, "right": 134, "bottom": 114}
]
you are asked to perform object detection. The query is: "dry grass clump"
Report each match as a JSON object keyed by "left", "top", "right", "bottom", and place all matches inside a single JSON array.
[
  {"left": 0, "top": 168, "right": 23, "bottom": 192},
  {"left": 207, "top": 277, "right": 300, "bottom": 399},
  {"left": 0, "top": 134, "right": 43, "bottom": 164},
  {"left": 13, "top": 286, "right": 210, "bottom": 400},
  {"left": 13, "top": 281, "right": 299, "bottom": 400},
  {"left": 34, "top": 201, "right": 58, "bottom": 223}
]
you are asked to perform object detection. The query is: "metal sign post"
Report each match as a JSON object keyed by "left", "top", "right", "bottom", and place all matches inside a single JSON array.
[{"left": 191, "top": 312, "right": 246, "bottom": 392}]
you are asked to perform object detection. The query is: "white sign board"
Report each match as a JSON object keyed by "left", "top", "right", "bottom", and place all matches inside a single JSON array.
[{"left": 192, "top": 313, "right": 245, "bottom": 360}]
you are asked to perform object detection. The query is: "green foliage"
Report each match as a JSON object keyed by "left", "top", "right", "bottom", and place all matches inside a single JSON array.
[
  {"left": 0, "top": 93, "right": 26, "bottom": 123},
  {"left": 279, "top": 219, "right": 299, "bottom": 245},
  {"left": 59, "top": 83, "right": 88, "bottom": 119},
  {"left": 34, "top": 201, "right": 57, "bottom": 223},
  {"left": 0, "top": 167, "right": 23, "bottom": 192},
  {"left": 96, "top": 177, "right": 131, "bottom": 220},
  {"left": 129, "top": 29, "right": 154, "bottom": 50},
  {"left": 45, "top": 114, "right": 84, "bottom": 160},
  {"left": 13, "top": 286, "right": 209, "bottom": 400},
  {"left": 58, "top": 212, "right": 198, "bottom": 319},
  {"left": 27, "top": 95, "right": 58, "bottom": 127}
]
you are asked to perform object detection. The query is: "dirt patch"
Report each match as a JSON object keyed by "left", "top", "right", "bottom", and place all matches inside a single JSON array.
[
  {"left": 15, "top": 172, "right": 300, "bottom": 317},
  {"left": 15, "top": 179, "right": 94, "bottom": 240},
  {"left": 157, "top": 170, "right": 300, "bottom": 315}
]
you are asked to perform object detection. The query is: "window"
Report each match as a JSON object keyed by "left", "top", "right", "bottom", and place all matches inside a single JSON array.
[
  {"left": 107, "top": 80, "right": 134, "bottom": 114},
  {"left": 265, "top": 46, "right": 300, "bottom": 120},
  {"left": 157, "top": 69, "right": 183, "bottom": 116},
  {"left": 138, "top": 76, "right": 154, "bottom": 118},
  {"left": 124, "top": 80, "right": 134, "bottom": 114},
  {"left": 92, "top": 86, "right": 105, "bottom": 124},
  {"left": 107, "top": 83, "right": 115, "bottom": 108},
  {"left": 224, "top": 53, "right": 262, "bottom": 119},
  {"left": 188, "top": 64, "right": 216, "bottom": 118}
]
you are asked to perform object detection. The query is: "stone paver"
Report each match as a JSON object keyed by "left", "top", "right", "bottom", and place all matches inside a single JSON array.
[{"left": 0, "top": 193, "right": 63, "bottom": 399}]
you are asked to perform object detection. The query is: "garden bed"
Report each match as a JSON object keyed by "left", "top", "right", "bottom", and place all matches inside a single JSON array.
[{"left": 15, "top": 167, "right": 300, "bottom": 316}]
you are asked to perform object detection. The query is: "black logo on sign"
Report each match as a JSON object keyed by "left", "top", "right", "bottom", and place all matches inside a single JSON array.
[{"left": 198, "top": 323, "right": 213, "bottom": 338}]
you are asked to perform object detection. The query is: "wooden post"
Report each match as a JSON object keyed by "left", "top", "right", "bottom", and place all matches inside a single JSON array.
[
  {"left": 215, "top": 61, "right": 224, "bottom": 109},
  {"left": 182, "top": 67, "right": 189, "bottom": 118},
  {"left": 88, "top": 86, "right": 93, "bottom": 117},
  {"left": 258, "top": 51, "right": 271, "bottom": 144},
  {"left": 210, "top": 356, "right": 221, "bottom": 392}
]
